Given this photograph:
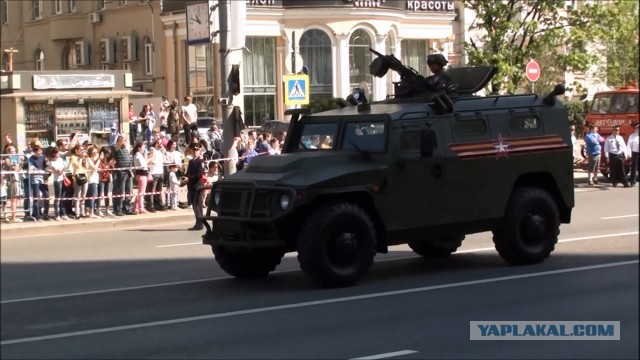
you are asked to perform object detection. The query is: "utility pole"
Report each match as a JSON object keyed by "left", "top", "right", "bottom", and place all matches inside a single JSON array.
[{"left": 218, "top": 0, "right": 236, "bottom": 176}]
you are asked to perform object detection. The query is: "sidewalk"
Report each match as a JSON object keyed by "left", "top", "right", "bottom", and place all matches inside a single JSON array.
[{"left": 0, "top": 189, "right": 211, "bottom": 238}]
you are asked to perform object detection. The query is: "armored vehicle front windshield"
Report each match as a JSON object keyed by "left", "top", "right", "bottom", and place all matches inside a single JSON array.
[{"left": 297, "top": 120, "right": 387, "bottom": 152}]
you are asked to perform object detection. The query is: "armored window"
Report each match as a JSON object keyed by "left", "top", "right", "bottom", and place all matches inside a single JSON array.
[
  {"left": 454, "top": 119, "right": 486, "bottom": 137},
  {"left": 341, "top": 122, "right": 386, "bottom": 152},
  {"left": 400, "top": 131, "right": 421, "bottom": 153},
  {"left": 299, "top": 123, "right": 338, "bottom": 151},
  {"left": 509, "top": 116, "right": 539, "bottom": 132}
]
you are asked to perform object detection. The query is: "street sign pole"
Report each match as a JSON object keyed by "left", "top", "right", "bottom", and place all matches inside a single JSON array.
[{"left": 291, "top": 31, "right": 297, "bottom": 109}]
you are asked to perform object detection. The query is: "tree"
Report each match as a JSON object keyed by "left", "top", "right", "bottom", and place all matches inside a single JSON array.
[
  {"left": 463, "top": 0, "right": 608, "bottom": 94},
  {"left": 595, "top": 1, "right": 639, "bottom": 87}
]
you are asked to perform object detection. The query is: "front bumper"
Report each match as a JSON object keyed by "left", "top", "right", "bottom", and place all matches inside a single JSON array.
[{"left": 201, "top": 180, "right": 296, "bottom": 248}]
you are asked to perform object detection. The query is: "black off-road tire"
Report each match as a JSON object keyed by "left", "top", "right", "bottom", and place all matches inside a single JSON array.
[
  {"left": 492, "top": 187, "right": 560, "bottom": 265},
  {"left": 408, "top": 236, "right": 464, "bottom": 258},
  {"left": 297, "top": 202, "right": 376, "bottom": 288},
  {"left": 212, "top": 246, "right": 284, "bottom": 279}
]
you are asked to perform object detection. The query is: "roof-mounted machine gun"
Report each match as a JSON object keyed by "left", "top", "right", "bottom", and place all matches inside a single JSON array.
[{"left": 369, "top": 48, "right": 432, "bottom": 99}]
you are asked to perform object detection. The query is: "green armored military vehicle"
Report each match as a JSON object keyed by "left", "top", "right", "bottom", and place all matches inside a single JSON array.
[{"left": 202, "top": 51, "right": 574, "bottom": 288}]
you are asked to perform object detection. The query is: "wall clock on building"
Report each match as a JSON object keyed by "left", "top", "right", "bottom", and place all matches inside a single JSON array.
[{"left": 186, "top": 1, "right": 211, "bottom": 46}]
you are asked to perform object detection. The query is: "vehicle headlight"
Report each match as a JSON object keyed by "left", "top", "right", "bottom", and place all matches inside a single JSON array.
[
  {"left": 279, "top": 194, "right": 290, "bottom": 210},
  {"left": 214, "top": 191, "right": 221, "bottom": 206}
]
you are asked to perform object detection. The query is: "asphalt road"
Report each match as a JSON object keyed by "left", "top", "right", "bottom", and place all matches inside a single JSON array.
[{"left": 1, "top": 186, "right": 638, "bottom": 359}]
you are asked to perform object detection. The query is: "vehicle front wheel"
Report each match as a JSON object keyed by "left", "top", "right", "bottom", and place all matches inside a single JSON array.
[
  {"left": 492, "top": 187, "right": 560, "bottom": 265},
  {"left": 212, "top": 246, "right": 284, "bottom": 279},
  {"left": 297, "top": 202, "right": 377, "bottom": 288},
  {"left": 408, "top": 236, "right": 464, "bottom": 258}
]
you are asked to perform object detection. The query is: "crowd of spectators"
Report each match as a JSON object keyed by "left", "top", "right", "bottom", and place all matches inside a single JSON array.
[{"left": 0, "top": 116, "right": 286, "bottom": 225}]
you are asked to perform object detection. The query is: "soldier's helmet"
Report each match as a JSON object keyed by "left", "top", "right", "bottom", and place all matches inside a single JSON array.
[{"left": 427, "top": 54, "right": 448, "bottom": 66}]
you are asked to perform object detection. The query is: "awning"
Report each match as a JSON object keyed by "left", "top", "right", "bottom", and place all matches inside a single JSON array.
[{"left": 1, "top": 89, "right": 153, "bottom": 101}]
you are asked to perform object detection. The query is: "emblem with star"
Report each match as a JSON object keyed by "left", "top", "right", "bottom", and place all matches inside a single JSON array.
[{"left": 494, "top": 133, "right": 510, "bottom": 159}]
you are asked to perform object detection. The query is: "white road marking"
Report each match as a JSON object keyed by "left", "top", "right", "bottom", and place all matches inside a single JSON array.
[
  {"left": 3, "top": 231, "right": 638, "bottom": 305},
  {"left": 1, "top": 260, "right": 637, "bottom": 346},
  {"left": 156, "top": 241, "right": 202, "bottom": 248},
  {"left": 601, "top": 214, "right": 638, "bottom": 220},
  {"left": 351, "top": 350, "right": 418, "bottom": 359}
]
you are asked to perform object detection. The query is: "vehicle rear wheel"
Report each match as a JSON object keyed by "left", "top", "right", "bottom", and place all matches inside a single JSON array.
[
  {"left": 408, "top": 236, "right": 464, "bottom": 258},
  {"left": 492, "top": 187, "right": 560, "bottom": 265},
  {"left": 212, "top": 246, "right": 284, "bottom": 278},
  {"left": 297, "top": 202, "right": 376, "bottom": 288}
]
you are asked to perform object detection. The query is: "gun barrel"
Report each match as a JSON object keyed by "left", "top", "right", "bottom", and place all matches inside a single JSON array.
[{"left": 369, "top": 48, "right": 384, "bottom": 58}]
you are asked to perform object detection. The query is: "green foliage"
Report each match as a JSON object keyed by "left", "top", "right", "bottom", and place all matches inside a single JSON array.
[
  {"left": 565, "top": 101, "right": 587, "bottom": 136},
  {"left": 463, "top": 0, "right": 638, "bottom": 93},
  {"left": 307, "top": 97, "right": 342, "bottom": 113}
]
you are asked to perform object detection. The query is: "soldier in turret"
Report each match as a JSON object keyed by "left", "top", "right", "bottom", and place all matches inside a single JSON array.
[{"left": 426, "top": 54, "right": 457, "bottom": 93}]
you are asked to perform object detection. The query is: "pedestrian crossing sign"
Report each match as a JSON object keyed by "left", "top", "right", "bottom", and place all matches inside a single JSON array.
[{"left": 283, "top": 75, "right": 310, "bottom": 105}]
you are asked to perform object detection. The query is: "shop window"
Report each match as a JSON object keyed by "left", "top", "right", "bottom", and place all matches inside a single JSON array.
[
  {"left": 31, "top": 0, "right": 42, "bottom": 19},
  {"left": 144, "top": 37, "right": 153, "bottom": 76},
  {"left": 54, "top": 0, "right": 62, "bottom": 14},
  {"left": 401, "top": 39, "right": 429, "bottom": 76},
  {"left": 1, "top": 0, "right": 8, "bottom": 24},
  {"left": 68, "top": 0, "right": 75, "bottom": 13},
  {"left": 62, "top": 44, "right": 77, "bottom": 70},
  {"left": 349, "top": 29, "right": 373, "bottom": 91},
  {"left": 243, "top": 37, "right": 276, "bottom": 125},
  {"left": 299, "top": 29, "right": 333, "bottom": 98},
  {"left": 35, "top": 49, "right": 44, "bottom": 70}
]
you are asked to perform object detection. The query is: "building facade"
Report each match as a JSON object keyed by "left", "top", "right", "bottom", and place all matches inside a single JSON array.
[
  {"left": 161, "top": 0, "right": 461, "bottom": 125},
  {"left": 2, "top": 0, "right": 463, "bottom": 127},
  {"left": 1, "top": 0, "right": 167, "bottom": 95}
]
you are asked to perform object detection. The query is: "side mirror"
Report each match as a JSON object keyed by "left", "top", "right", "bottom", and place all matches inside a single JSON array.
[{"left": 421, "top": 129, "right": 437, "bottom": 157}]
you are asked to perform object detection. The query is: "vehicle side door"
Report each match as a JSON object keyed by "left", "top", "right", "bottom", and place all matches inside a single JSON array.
[{"left": 378, "top": 118, "right": 446, "bottom": 235}]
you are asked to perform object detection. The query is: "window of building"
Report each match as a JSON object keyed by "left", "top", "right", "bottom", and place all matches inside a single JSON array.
[
  {"left": 96, "top": 0, "right": 105, "bottom": 10},
  {"left": 454, "top": 119, "right": 487, "bottom": 137},
  {"left": 68, "top": 0, "right": 76, "bottom": 12},
  {"left": 186, "top": 43, "right": 215, "bottom": 117},
  {"left": 299, "top": 29, "right": 333, "bottom": 100},
  {"left": 35, "top": 49, "right": 44, "bottom": 70},
  {"left": 123, "top": 62, "right": 130, "bottom": 71},
  {"left": 1, "top": 52, "right": 8, "bottom": 71},
  {"left": 349, "top": 29, "right": 373, "bottom": 91},
  {"left": 243, "top": 37, "right": 276, "bottom": 126},
  {"left": 31, "top": 0, "right": 42, "bottom": 19},
  {"left": 54, "top": 0, "right": 62, "bottom": 14},
  {"left": 385, "top": 32, "right": 396, "bottom": 97},
  {"left": 401, "top": 39, "right": 429, "bottom": 76},
  {"left": 118, "top": 0, "right": 127, "bottom": 6},
  {"left": 62, "top": 44, "right": 77, "bottom": 70},
  {"left": 1, "top": 0, "right": 8, "bottom": 24},
  {"left": 144, "top": 37, "right": 153, "bottom": 75}
]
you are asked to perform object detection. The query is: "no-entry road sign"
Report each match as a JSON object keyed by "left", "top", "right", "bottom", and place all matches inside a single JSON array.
[{"left": 526, "top": 60, "right": 541, "bottom": 82}]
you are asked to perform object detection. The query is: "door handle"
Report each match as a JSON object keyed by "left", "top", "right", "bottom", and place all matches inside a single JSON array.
[{"left": 431, "top": 163, "right": 442, "bottom": 178}]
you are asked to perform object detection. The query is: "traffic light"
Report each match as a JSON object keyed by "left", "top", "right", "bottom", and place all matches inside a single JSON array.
[{"left": 228, "top": 65, "right": 240, "bottom": 96}]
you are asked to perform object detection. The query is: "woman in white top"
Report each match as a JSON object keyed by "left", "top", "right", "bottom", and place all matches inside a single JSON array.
[
  {"left": 48, "top": 148, "right": 67, "bottom": 220},
  {"left": 132, "top": 142, "right": 151, "bottom": 214},
  {"left": 84, "top": 147, "right": 101, "bottom": 218},
  {"left": 148, "top": 139, "right": 170, "bottom": 211}
]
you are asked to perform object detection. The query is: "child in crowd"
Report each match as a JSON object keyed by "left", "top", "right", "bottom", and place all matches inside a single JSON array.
[{"left": 168, "top": 164, "right": 181, "bottom": 210}]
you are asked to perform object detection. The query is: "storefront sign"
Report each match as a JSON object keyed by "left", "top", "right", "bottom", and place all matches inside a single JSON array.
[
  {"left": 407, "top": 0, "right": 455, "bottom": 12},
  {"left": 346, "top": 0, "right": 386, "bottom": 7},
  {"left": 33, "top": 74, "right": 115, "bottom": 90},
  {"left": 247, "top": 0, "right": 280, "bottom": 6}
]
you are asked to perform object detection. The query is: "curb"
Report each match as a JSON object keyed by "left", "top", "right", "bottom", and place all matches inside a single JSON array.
[{"left": 0, "top": 212, "right": 196, "bottom": 238}]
